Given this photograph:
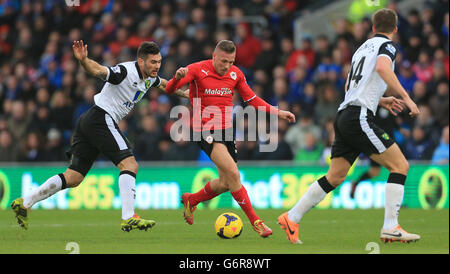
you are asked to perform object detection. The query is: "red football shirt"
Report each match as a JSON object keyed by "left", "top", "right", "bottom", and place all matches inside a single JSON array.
[{"left": 166, "top": 60, "right": 278, "bottom": 132}]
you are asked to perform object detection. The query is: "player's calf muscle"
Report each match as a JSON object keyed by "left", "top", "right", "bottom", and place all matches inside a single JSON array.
[{"left": 63, "top": 170, "right": 84, "bottom": 188}]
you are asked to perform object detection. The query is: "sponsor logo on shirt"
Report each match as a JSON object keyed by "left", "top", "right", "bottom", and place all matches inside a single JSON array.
[
  {"left": 123, "top": 90, "right": 145, "bottom": 108},
  {"left": 386, "top": 44, "right": 396, "bottom": 55},
  {"left": 204, "top": 88, "right": 232, "bottom": 96},
  {"left": 111, "top": 65, "right": 121, "bottom": 73}
]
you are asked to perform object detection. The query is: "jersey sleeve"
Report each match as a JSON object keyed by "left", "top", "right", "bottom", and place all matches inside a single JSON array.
[
  {"left": 378, "top": 41, "right": 398, "bottom": 62},
  {"left": 236, "top": 70, "right": 279, "bottom": 114},
  {"left": 106, "top": 64, "right": 128, "bottom": 85}
]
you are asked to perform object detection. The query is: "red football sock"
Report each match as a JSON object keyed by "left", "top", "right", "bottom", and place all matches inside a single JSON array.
[
  {"left": 231, "top": 186, "right": 259, "bottom": 224},
  {"left": 189, "top": 181, "right": 219, "bottom": 206}
]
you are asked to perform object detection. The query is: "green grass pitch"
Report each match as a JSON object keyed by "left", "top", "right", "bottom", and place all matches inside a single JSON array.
[{"left": 0, "top": 209, "right": 448, "bottom": 254}]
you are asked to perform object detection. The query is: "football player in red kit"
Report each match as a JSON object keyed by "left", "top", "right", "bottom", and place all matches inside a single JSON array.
[{"left": 166, "top": 40, "right": 295, "bottom": 237}]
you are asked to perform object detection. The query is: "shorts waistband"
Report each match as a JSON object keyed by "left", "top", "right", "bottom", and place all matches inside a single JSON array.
[{"left": 341, "top": 105, "right": 374, "bottom": 116}]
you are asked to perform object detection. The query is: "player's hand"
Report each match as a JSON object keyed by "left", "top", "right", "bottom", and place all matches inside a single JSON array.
[
  {"left": 73, "top": 40, "right": 88, "bottom": 62},
  {"left": 278, "top": 110, "right": 296, "bottom": 123},
  {"left": 175, "top": 67, "right": 188, "bottom": 80},
  {"left": 380, "top": 96, "right": 404, "bottom": 116},
  {"left": 404, "top": 97, "right": 420, "bottom": 118}
]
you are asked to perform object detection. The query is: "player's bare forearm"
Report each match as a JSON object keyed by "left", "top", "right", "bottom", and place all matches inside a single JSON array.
[
  {"left": 79, "top": 58, "right": 108, "bottom": 81},
  {"left": 73, "top": 40, "right": 108, "bottom": 81},
  {"left": 376, "top": 57, "right": 419, "bottom": 117},
  {"left": 173, "top": 88, "right": 189, "bottom": 98},
  {"left": 376, "top": 57, "right": 409, "bottom": 100},
  {"left": 157, "top": 78, "right": 189, "bottom": 98}
]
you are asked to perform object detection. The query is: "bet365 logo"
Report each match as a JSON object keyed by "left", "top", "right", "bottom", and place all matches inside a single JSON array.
[{"left": 65, "top": 0, "right": 80, "bottom": 6}]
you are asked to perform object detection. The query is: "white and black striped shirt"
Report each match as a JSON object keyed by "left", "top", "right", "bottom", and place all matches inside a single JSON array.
[
  {"left": 338, "top": 34, "right": 398, "bottom": 115},
  {"left": 94, "top": 61, "right": 161, "bottom": 123}
]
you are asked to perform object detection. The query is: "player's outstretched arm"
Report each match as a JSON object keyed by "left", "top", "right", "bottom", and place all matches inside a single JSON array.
[
  {"left": 157, "top": 78, "right": 189, "bottom": 98},
  {"left": 376, "top": 56, "right": 419, "bottom": 117},
  {"left": 166, "top": 67, "right": 193, "bottom": 94},
  {"left": 73, "top": 40, "right": 108, "bottom": 81}
]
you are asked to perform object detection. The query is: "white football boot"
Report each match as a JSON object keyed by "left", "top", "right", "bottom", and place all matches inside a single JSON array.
[{"left": 380, "top": 225, "right": 421, "bottom": 243}]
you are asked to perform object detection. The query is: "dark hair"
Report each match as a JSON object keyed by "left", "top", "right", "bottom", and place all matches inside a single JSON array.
[
  {"left": 137, "top": 42, "right": 160, "bottom": 59},
  {"left": 372, "top": 8, "right": 398, "bottom": 34},
  {"left": 215, "top": 40, "right": 236, "bottom": 53}
]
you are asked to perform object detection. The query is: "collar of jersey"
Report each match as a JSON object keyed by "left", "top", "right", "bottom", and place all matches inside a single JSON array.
[
  {"left": 374, "top": 33, "right": 389, "bottom": 40},
  {"left": 134, "top": 61, "right": 153, "bottom": 80}
]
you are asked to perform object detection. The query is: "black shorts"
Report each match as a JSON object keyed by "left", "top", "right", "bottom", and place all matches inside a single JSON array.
[
  {"left": 66, "top": 105, "right": 133, "bottom": 176},
  {"left": 195, "top": 128, "right": 237, "bottom": 163},
  {"left": 331, "top": 106, "right": 395, "bottom": 165}
]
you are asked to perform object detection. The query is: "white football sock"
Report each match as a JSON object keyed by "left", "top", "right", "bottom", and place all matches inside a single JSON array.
[
  {"left": 383, "top": 183, "right": 404, "bottom": 230},
  {"left": 119, "top": 172, "right": 136, "bottom": 220},
  {"left": 23, "top": 174, "right": 65, "bottom": 209},
  {"left": 288, "top": 181, "right": 327, "bottom": 223}
]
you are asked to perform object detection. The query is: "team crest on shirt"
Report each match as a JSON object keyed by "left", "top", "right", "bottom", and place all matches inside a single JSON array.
[
  {"left": 382, "top": 133, "right": 390, "bottom": 140},
  {"left": 230, "top": 71, "right": 237, "bottom": 80},
  {"left": 145, "top": 79, "right": 152, "bottom": 90},
  {"left": 205, "top": 135, "right": 214, "bottom": 144}
]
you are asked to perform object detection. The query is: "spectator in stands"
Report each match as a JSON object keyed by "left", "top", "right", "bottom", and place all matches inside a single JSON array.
[
  {"left": 0, "top": 130, "right": 19, "bottom": 162},
  {"left": 397, "top": 60, "right": 418, "bottom": 94},
  {"left": 414, "top": 104, "right": 441, "bottom": 146},
  {"left": 411, "top": 81, "right": 429, "bottom": 105},
  {"left": 287, "top": 65, "right": 310, "bottom": 104},
  {"left": 269, "top": 77, "right": 289, "bottom": 106},
  {"left": 315, "top": 83, "right": 341, "bottom": 126},
  {"left": 162, "top": 130, "right": 199, "bottom": 161},
  {"left": 405, "top": 125, "right": 435, "bottom": 160},
  {"left": 234, "top": 22, "right": 262, "bottom": 69},
  {"left": 428, "top": 81, "right": 449, "bottom": 127},
  {"left": 285, "top": 37, "right": 315, "bottom": 73},
  {"left": 258, "top": 131, "right": 293, "bottom": 161},
  {"left": 412, "top": 50, "right": 434, "bottom": 83},
  {"left": 253, "top": 31, "right": 279, "bottom": 76},
  {"left": 7, "top": 100, "right": 31, "bottom": 142},
  {"left": 50, "top": 91, "right": 73, "bottom": 133},
  {"left": 42, "top": 128, "right": 66, "bottom": 162},
  {"left": 294, "top": 132, "right": 324, "bottom": 163},
  {"left": 135, "top": 115, "right": 163, "bottom": 161},
  {"left": 432, "top": 125, "right": 449, "bottom": 164},
  {"left": 284, "top": 112, "right": 321, "bottom": 156},
  {"left": 18, "top": 131, "right": 46, "bottom": 162},
  {"left": 313, "top": 34, "right": 332, "bottom": 69}
]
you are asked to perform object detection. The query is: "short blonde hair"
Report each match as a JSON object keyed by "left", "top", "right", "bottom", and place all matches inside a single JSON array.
[{"left": 215, "top": 40, "right": 236, "bottom": 53}]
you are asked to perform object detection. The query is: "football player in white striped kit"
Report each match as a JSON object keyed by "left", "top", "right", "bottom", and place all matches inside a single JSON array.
[
  {"left": 278, "top": 8, "right": 421, "bottom": 244},
  {"left": 11, "top": 41, "right": 188, "bottom": 232}
]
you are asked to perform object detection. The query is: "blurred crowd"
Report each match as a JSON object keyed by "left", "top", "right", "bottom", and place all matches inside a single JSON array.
[{"left": 0, "top": 0, "right": 448, "bottom": 165}]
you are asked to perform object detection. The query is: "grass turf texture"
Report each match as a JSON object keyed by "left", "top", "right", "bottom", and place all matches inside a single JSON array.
[{"left": 0, "top": 209, "right": 448, "bottom": 254}]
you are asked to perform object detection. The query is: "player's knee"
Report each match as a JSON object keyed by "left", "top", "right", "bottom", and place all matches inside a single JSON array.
[
  {"left": 226, "top": 168, "right": 240, "bottom": 183},
  {"left": 120, "top": 158, "right": 139, "bottom": 174},
  {"left": 372, "top": 167, "right": 381, "bottom": 177},
  {"left": 328, "top": 174, "right": 346, "bottom": 187}
]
